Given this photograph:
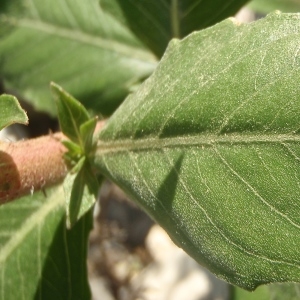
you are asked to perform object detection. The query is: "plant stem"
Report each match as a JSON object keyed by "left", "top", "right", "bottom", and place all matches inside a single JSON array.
[
  {"left": 0, "top": 120, "right": 106, "bottom": 204},
  {"left": 0, "top": 132, "right": 68, "bottom": 204}
]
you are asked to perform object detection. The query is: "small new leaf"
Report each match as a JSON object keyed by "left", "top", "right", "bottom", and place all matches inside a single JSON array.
[
  {"left": 0, "top": 94, "right": 28, "bottom": 130},
  {"left": 52, "top": 84, "right": 100, "bottom": 227},
  {"left": 80, "top": 117, "right": 97, "bottom": 154},
  {"left": 62, "top": 140, "right": 83, "bottom": 166},
  {"left": 51, "top": 82, "right": 90, "bottom": 145}
]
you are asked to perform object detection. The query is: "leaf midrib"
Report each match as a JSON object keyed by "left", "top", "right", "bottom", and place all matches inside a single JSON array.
[
  {"left": 99, "top": 133, "right": 300, "bottom": 269},
  {"left": 97, "top": 133, "right": 300, "bottom": 154},
  {"left": 7, "top": 17, "right": 157, "bottom": 63}
]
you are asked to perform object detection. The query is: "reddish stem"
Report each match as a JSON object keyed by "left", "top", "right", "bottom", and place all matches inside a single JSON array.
[
  {"left": 0, "top": 120, "right": 106, "bottom": 204},
  {"left": 0, "top": 133, "right": 68, "bottom": 204}
]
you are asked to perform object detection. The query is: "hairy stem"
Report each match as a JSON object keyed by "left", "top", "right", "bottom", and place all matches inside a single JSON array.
[
  {"left": 0, "top": 133, "right": 68, "bottom": 204},
  {"left": 0, "top": 121, "right": 106, "bottom": 204}
]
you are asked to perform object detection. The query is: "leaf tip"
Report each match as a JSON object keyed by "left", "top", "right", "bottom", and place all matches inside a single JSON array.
[
  {"left": 50, "top": 82, "right": 62, "bottom": 99},
  {"left": 0, "top": 94, "right": 29, "bottom": 129}
]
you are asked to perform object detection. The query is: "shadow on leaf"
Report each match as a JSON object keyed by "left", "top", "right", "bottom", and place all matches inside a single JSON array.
[{"left": 155, "top": 153, "right": 184, "bottom": 223}]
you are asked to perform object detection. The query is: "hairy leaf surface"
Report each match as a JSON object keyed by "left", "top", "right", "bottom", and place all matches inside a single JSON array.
[
  {"left": 95, "top": 12, "right": 300, "bottom": 290},
  {"left": 0, "top": 186, "right": 92, "bottom": 299},
  {"left": 100, "top": 0, "right": 250, "bottom": 57},
  {"left": 0, "top": 0, "right": 156, "bottom": 116}
]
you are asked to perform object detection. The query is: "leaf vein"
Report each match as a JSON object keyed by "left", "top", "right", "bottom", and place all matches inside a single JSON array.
[
  {"left": 157, "top": 32, "right": 300, "bottom": 136},
  {"left": 163, "top": 149, "right": 300, "bottom": 267},
  {"left": 194, "top": 150, "right": 212, "bottom": 194},
  {"left": 28, "top": 0, "right": 42, "bottom": 20},
  {"left": 254, "top": 50, "right": 267, "bottom": 91},
  {"left": 97, "top": 134, "right": 300, "bottom": 155},
  {"left": 201, "top": 0, "right": 240, "bottom": 29},
  {"left": 182, "top": 0, "right": 204, "bottom": 19},
  {"left": 59, "top": 0, "right": 80, "bottom": 29},
  {"left": 253, "top": 146, "right": 280, "bottom": 186},
  {"left": 281, "top": 142, "right": 300, "bottom": 161},
  {"left": 217, "top": 65, "right": 298, "bottom": 134},
  {"left": 213, "top": 146, "right": 300, "bottom": 230},
  {"left": 13, "top": 18, "right": 156, "bottom": 62},
  {"left": 165, "top": 150, "right": 300, "bottom": 269},
  {"left": 128, "top": 0, "right": 170, "bottom": 39}
]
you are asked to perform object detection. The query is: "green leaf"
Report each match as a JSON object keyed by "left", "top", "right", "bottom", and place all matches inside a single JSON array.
[
  {"left": 0, "top": 0, "right": 157, "bottom": 116},
  {"left": 0, "top": 186, "right": 92, "bottom": 299},
  {"left": 80, "top": 117, "right": 97, "bottom": 154},
  {"left": 100, "top": 0, "right": 250, "bottom": 57},
  {"left": 94, "top": 12, "right": 300, "bottom": 290},
  {"left": 0, "top": 94, "right": 28, "bottom": 130},
  {"left": 64, "top": 157, "right": 98, "bottom": 228},
  {"left": 249, "top": 0, "right": 300, "bottom": 13},
  {"left": 52, "top": 82, "right": 90, "bottom": 145},
  {"left": 62, "top": 140, "right": 83, "bottom": 164},
  {"left": 64, "top": 157, "right": 86, "bottom": 228}
]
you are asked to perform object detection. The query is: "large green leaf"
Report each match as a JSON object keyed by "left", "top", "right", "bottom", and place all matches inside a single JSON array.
[
  {"left": 100, "top": 0, "right": 250, "bottom": 57},
  {"left": 94, "top": 12, "right": 300, "bottom": 290},
  {"left": 0, "top": 0, "right": 157, "bottom": 116},
  {"left": 249, "top": 0, "right": 300, "bottom": 13},
  {"left": 0, "top": 186, "right": 92, "bottom": 299},
  {"left": 0, "top": 94, "right": 28, "bottom": 130}
]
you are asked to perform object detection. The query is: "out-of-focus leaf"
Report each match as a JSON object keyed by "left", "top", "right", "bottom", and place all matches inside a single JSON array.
[
  {"left": 231, "top": 283, "right": 300, "bottom": 300},
  {"left": 231, "top": 285, "right": 270, "bottom": 300},
  {"left": 249, "top": 0, "right": 300, "bottom": 13},
  {"left": 268, "top": 283, "right": 300, "bottom": 300},
  {"left": 0, "top": 94, "right": 28, "bottom": 130},
  {"left": 94, "top": 12, "right": 300, "bottom": 290},
  {"left": 100, "top": 0, "right": 251, "bottom": 57},
  {"left": 0, "top": 186, "right": 92, "bottom": 299},
  {"left": 0, "top": 0, "right": 157, "bottom": 116}
]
